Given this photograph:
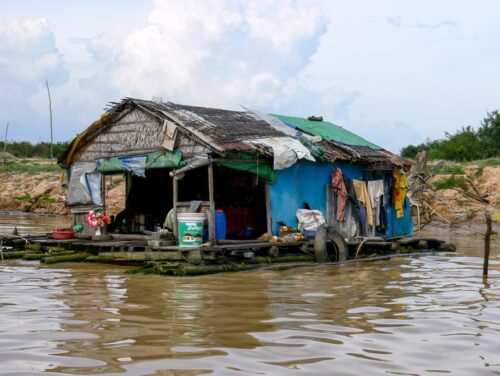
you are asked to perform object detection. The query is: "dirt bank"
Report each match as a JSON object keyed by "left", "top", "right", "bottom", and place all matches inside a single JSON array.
[{"left": 0, "top": 159, "right": 125, "bottom": 217}]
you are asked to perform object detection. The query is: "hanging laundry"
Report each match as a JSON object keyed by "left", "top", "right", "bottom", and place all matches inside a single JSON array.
[
  {"left": 353, "top": 179, "right": 374, "bottom": 227},
  {"left": 331, "top": 167, "right": 348, "bottom": 222},
  {"left": 344, "top": 176, "right": 365, "bottom": 236},
  {"left": 393, "top": 169, "right": 408, "bottom": 218},
  {"left": 367, "top": 180, "right": 384, "bottom": 226}
]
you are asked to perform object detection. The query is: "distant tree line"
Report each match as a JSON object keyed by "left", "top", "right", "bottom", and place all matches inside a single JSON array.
[
  {"left": 0, "top": 141, "right": 69, "bottom": 159},
  {"left": 401, "top": 111, "right": 500, "bottom": 161}
]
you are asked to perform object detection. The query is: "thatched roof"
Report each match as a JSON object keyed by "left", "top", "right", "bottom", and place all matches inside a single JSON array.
[{"left": 59, "top": 97, "right": 410, "bottom": 169}]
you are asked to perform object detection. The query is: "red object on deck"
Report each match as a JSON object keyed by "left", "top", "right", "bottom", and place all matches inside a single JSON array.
[{"left": 52, "top": 229, "right": 75, "bottom": 240}]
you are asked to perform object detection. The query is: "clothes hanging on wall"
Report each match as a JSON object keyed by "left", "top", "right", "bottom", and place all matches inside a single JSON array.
[
  {"left": 343, "top": 176, "right": 365, "bottom": 236},
  {"left": 331, "top": 167, "right": 348, "bottom": 222},
  {"left": 393, "top": 169, "right": 408, "bottom": 218},
  {"left": 367, "top": 180, "right": 384, "bottom": 227},
  {"left": 353, "top": 179, "right": 373, "bottom": 227}
]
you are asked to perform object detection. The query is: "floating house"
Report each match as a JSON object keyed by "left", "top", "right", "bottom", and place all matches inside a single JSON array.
[{"left": 58, "top": 98, "right": 413, "bottom": 248}]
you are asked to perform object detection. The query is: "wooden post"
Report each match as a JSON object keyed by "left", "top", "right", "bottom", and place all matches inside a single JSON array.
[
  {"left": 3, "top": 121, "right": 8, "bottom": 152},
  {"left": 483, "top": 211, "right": 492, "bottom": 277},
  {"left": 325, "top": 184, "right": 330, "bottom": 227},
  {"left": 173, "top": 175, "right": 178, "bottom": 238},
  {"left": 265, "top": 183, "right": 272, "bottom": 237},
  {"left": 45, "top": 80, "right": 53, "bottom": 159},
  {"left": 101, "top": 174, "right": 106, "bottom": 212},
  {"left": 101, "top": 174, "right": 107, "bottom": 234},
  {"left": 208, "top": 161, "right": 216, "bottom": 243}
]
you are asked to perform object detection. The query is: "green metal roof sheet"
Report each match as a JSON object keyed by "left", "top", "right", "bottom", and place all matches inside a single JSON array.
[{"left": 271, "top": 114, "right": 381, "bottom": 150}]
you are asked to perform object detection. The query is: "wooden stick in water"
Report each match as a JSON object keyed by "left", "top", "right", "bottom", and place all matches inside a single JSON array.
[{"left": 483, "top": 211, "right": 492, "bottom": 277}]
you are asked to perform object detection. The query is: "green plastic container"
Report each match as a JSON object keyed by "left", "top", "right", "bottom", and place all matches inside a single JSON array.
[{"left": 177, "top": 212, "right": 206, "bottom": 247}]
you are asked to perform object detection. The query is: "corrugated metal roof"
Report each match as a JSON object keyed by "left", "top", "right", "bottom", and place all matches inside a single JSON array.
[{"left": 271, "top": 114, "right": 381, "bottom": 150}]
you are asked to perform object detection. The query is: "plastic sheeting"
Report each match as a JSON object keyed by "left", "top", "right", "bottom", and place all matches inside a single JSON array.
[
  {"left": 66, "top": 162, "right": 102, "bottom": 206},
  {"left": 248, "top": 137, "right": 315, "bottom": 170},
  {"left": 85, "top": 173, "right": 102, "bottom": 205},
  {"left": 296, "top": 209, "right": 325, "bottom": 232},
  {"left": 119, "top": 155, "right": 147, "bottom": 178},
  {"left": 243, "top": 107, "right": 298, "bottom": 137},
  {"left": 219, "top": 152, "right": 276, "bottom": 184},
  {"left": 97, "top": 150, "right": 183, "bottom": 174}
]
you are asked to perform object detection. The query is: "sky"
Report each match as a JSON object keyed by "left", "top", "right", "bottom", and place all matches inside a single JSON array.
[{"left": 0, "top": 0, "right": 499, "bottom": 153}]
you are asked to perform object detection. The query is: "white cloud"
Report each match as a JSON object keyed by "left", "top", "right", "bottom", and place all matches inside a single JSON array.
[
  {"left": 100, "top": 0, "right": 328, "bottom": 109},
  {"left": 0, "top": 18, "right": 67, "bottom": 85},
  {"left": 0, "top": 18, "right": 68, "bottom": 140}
]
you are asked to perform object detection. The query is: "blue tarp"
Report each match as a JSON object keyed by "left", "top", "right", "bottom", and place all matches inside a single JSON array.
[
  {"left": 119, "top": 155, "right": 147, "bottom": 178},
  {"left": 66, "top": 162, "right": 102, "bottom": 206}
]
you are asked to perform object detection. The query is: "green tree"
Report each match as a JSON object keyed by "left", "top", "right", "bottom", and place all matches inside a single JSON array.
[
  {"left": 428, "top": 126, "right": 482, "bottom": 161},
  {"left": 477, "top": 110, "right": 500, "bottom": 157},
  {"left": 400, "top": 143, "right": 429, "bottom": 159},
  {"left": 0, "top": 141, "right": 69, "bottom": 158}
]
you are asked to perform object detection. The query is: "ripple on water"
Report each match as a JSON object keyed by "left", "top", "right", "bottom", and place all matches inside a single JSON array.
[{"left": 0, "top": 239, "right": 499, "bottom": 375}]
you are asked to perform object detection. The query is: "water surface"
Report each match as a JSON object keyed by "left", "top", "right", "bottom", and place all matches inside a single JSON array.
[
  {"left": 0, "top": 215, "right": 499, "bottom": 375},
  {"left": 0, "top": 211, "right": 70, "bottom": 235}
]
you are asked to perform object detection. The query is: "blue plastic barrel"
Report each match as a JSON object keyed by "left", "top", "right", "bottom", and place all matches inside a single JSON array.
[{"left": 215, "top": 209, "right": 227, "bottom": 240}]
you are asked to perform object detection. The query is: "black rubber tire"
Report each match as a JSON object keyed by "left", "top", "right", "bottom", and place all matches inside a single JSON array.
[
  {"left": 327, "top": 229, "right": 348, "bottom": 262},
  {"left": 314, "top": 227, "right": 348, "bottom": 263},
  {"left": 314, "top": 225, "right": 329, "bottom": 263}
]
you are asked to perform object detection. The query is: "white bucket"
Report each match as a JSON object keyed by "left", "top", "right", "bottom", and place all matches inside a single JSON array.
[{"left": 177, "top": 212, "right": 206, "bottom": 247}]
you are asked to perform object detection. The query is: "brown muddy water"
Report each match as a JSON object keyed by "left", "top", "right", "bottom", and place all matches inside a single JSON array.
[
  {"left": 0, "top": 211, "right": 71, "bottom": 234},
  {"left": 0, "top": 214, "right": 499, "bottom": 375}
]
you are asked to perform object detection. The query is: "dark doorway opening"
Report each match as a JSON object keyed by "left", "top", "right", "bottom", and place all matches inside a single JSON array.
[
  {"left": 123, "top": 169, "right": 173, "bottom": 231},
  {"left": 213, "top": 165, "right": 267, "bottom": 239}
]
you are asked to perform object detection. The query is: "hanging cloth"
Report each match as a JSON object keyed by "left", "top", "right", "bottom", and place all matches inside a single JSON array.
[
  {"left": 353, "top": 179, "right": 374, "bottom": 227},
  {"left": 344, "top": 176, "right": 365, "bottom": 236},
  {"left": 393, "top": 169, "right": 408, "bottom": 218},
  {"left": 367, "top": 180, "right": 384, "bottom": 227},
  {"left": 331, "top": 168, "right": 348, "bottom": 222}
]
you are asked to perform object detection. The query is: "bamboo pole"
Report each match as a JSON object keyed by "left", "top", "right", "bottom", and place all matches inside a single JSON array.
[
  {"left": 45, "top": 80, "right": 53, "bottom": 159},
  {"left": 483, "top": 211, "right": 492, "bottom": 277}
]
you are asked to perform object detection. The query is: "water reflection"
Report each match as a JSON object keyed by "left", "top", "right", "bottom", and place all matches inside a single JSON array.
[
  {"left": 0, "top": 210, "right": 70, "bottom": 235},
  {"left": 0, "top": 238, "right": 498, "bottom": 375}
]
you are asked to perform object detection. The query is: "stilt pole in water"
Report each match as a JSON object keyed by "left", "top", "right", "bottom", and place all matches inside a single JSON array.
[{"left": 483, "top": 211, "right": 492, "bottom": 277}]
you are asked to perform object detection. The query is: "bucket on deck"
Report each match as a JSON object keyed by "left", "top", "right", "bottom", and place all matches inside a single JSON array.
[{"left": 177, "top": 212, "right": 206, "bottom": 247}]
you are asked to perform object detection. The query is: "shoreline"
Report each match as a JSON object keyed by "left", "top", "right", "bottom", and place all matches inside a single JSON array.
[{"left": 0, "top": 209, "right": 71, "bottom": 217}]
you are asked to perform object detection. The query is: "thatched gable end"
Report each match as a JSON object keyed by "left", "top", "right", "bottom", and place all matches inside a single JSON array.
[{"left": 73, "top": 108, "right": 164, "bottom": 163}]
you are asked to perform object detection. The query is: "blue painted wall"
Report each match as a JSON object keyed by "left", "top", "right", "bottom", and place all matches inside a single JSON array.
[{"left": 269, "top": 161, "right": 413, "bottom": 237}]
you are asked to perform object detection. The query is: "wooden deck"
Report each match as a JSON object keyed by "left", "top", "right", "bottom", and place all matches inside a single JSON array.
[{"left": 0, "top": 232, "right": 456, "bottom": 275}]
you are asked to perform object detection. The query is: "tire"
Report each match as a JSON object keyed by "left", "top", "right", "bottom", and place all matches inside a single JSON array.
[
  {"left": 314, "top": 225, "right": 329, "bottom": 263},
  {"left": 314, "top": 226, "right": 348, "bottom": 263}
]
